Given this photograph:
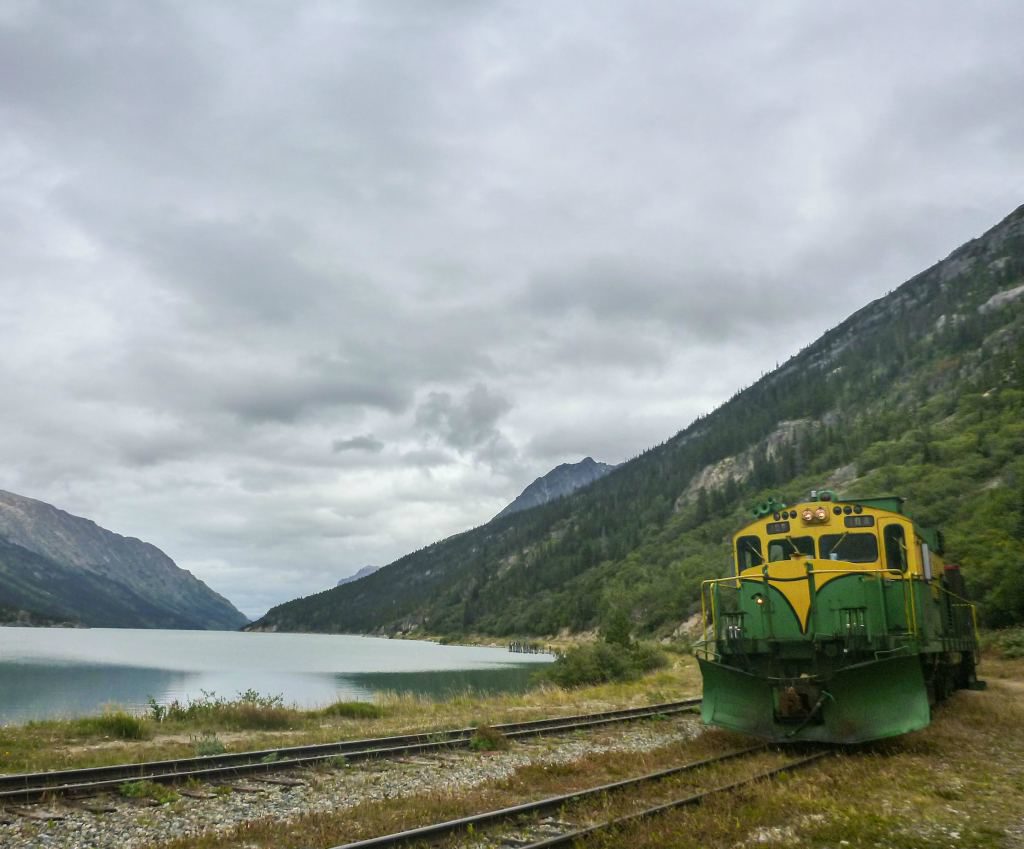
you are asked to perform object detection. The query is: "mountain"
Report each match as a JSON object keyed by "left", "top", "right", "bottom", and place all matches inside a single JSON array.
[
  {"left": 337, "top": 565, "right": 380, "bottom": 587},
  {"left": 251, "top": 204, "right": 1024, "bottom": 637},
  {"left": 496, "top": 457, "right": 616, "bottom": 519},
  {"left": 0, "top": 491, "right": 248, "bottom": 629}
]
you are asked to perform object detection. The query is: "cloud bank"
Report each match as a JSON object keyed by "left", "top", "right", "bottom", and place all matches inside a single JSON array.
[{"left": 2, "top": 1, "right": 1022, "bottom": 616}]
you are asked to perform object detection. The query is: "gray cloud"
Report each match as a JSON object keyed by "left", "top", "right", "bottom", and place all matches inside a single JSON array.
[
  {"left": 1, "top": 1, "right": 1022, "bottom": 616},
  {"left": 332, "top": 435, "right": 385, "bottom": 454},
  {"left": 416, "top": 384, "right": 513, "bottom": 452}
]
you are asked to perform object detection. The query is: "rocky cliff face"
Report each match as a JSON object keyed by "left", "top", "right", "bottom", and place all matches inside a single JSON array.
[
  {"left": 495, "top": 457, "right": 617, "bottom": 519},
  {"left": 0, "top": 490, "right": 248, "bottom": 629}
]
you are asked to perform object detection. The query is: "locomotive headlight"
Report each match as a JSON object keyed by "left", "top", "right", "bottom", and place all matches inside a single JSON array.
[
  {"left": 801, "top": 508, "right": 814, "bottom": 522},
  {"left": 815, "top": 506, "right": 828, "bottom": 521}
]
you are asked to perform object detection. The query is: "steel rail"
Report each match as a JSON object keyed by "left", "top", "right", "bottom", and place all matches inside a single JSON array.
[
  {"left": 0, "top": 698, "right": 700, "bottom": 805},
  {"left": 328, "top": 745, "right": 772, "bottom": 849},
  {"left": 517, "top": 751, "right": 831, "bottom": 848}
]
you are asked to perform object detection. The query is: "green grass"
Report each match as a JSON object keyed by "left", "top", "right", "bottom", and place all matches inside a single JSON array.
[
  {"left": 319, "top": 700, "right": 386, "bottom": 719},
  {"left": 119, "top": 779, "right": 179, "bottom": 805},
  {"left": 71, "top": 710, "right": 150, "bottom": 740}
]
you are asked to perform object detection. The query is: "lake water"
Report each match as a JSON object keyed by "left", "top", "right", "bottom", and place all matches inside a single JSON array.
[{"left": 0, "top": 627, "right": 553, "bottom": 723}]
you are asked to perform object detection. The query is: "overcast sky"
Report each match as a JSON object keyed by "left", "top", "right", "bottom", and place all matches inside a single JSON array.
[{"left": 2, "top": 1, "right": 1023, "bottom": 618}]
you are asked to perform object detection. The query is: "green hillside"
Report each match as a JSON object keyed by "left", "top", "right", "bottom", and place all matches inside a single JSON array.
[{"left": 252, "top": 204, "right": 1024, "bottom": 638}]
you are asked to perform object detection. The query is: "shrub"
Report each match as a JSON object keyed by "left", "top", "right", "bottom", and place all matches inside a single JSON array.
[
  {"left": 319, "top": 700, "right": 384, "bottom": 720},
  {"left": 191, "top": 731, "right": 226, "bottom": 756},
  {"left": 984, "top": 626, "right": 1024, "bottom": 658},
  {"left": 469, "top": 725, "right": 509, "bottom": 751},
  {"left": 146, "top": 696, "right": 167, "bottom": 722},
  {"left": 541, "top": 641, "right": 669, "bottom": 688}
]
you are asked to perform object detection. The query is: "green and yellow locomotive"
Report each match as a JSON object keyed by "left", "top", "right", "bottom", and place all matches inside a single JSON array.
[{"left": 695, "top": 491, "right": 983, "bottom": 743}]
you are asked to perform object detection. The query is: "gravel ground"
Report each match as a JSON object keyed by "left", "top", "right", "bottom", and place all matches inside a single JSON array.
[{"left": 0, "top": 717, "right": 701, "bottom": 849}]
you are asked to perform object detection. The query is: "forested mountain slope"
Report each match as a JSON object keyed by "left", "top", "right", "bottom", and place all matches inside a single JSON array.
[
  {"left": 0, "top": 491, "right": 248, "bottom": 629},
  {"left": 252, "top": 204, "right": 1024, "bottom": 637}
]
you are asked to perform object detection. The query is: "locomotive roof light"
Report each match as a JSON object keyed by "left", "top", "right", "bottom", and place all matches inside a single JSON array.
[{"left": 801, "top": 505, "right": 830, "bottom": 523}]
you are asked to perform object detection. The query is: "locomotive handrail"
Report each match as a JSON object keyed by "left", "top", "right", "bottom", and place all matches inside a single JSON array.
[
  {"left": 697, "top": 565, "right": 918, "bottom": 652},
  {"left": 932, "top": 583, "right": 980, "bottom": 644}
]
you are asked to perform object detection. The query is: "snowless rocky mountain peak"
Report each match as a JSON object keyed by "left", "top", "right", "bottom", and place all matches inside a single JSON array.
[{"left": 496, "top": 457, "right": 617, "bottom": 519}]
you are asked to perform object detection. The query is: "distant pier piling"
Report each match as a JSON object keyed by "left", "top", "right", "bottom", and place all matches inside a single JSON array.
[{"left": 508, "top": 640, "right": 559, "bottom": 657}]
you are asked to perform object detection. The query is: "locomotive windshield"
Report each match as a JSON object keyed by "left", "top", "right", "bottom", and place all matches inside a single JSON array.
[
  {"left": 736, "top": 535, "right": 764, "bottom": 569},
  {"left": 819, "top": 532, "right": 878, "bottom": 563},
  {"left": 768, "top": 536, "right": 815, "bottom": 562}
]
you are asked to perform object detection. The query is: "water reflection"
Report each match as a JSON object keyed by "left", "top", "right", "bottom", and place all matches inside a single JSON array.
[
  {"left": 0, "top": 628, "right": 551, "bottom": 723},
  {"left": 0, "top": 663, "right": 190, "bottom": 722},
  {"left": 338, "top": 666, "right": 542, "bottom": 701}
]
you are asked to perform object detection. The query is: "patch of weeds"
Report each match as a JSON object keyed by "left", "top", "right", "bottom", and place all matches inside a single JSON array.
[
  {"left": 119, "top": 780, "right": 179, "bottom": 805},
  {"left": 75, "top": 710, "right": 150, "bottom": 741},
  {"left": 214, "top": 785, "right": 233, "bottom": 796},
  {"left": 260, "top": 752, "right": 281, "bottom": 764},
  {"left": 320, "top": 701, "right": 385, "bottom": 720},
  {"left": 328, "top": 755, "right": 349, "bottom": 768},
  {"left": 162, "top": 689, "right": 299, "bottom": 730},
  {"left": 426, "top": 731, "right": 450, "bottom": 746},
  {"left": 192, "top": 731, "right": 226, "bottom": 757},
  {"left": 469, "top": 725, "right": 509, "bottom": 752}
]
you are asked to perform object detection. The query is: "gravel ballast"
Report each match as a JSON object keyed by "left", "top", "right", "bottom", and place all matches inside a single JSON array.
[{"left": 0, "top": 717, "right": 701, "bottom": 849}]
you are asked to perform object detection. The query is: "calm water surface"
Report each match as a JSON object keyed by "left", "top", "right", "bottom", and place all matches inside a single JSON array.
[{"left": 0, "top": 627, "right": 552, "bottom": 723}]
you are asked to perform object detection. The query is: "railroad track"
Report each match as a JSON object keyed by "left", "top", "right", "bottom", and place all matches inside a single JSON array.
[
  {"left": 0, "top": 698, "right": 700, "bottom": 805},
  {"left": 329, "top": 745, "right": 831, "bottom": 849}
]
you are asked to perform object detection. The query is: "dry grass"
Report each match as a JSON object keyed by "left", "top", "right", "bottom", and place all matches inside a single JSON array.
[
  {"left": 584, "top": 656, "right": 1024, "bottom": 849},
  {"left": 0, "top": 655, "right": 700, "bottom": 775}
]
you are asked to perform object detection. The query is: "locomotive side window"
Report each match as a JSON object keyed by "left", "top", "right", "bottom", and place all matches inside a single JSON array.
[
  {"left": 768, "top": 536, "right": 814, "bottom": 562},
  {"left": 883, "top": 524, "right": 908, "bottom": 572},
  {"left": 736, "top": 535, "right": 764, "bottom": 570},
  {"left": 819, "top": 532, "right": 879, "bottom": 563}
]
